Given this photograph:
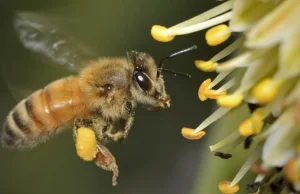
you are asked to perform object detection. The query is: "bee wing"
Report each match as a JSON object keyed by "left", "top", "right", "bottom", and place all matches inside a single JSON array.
[
  {"left": 13, "top": 11, "right": 98, "bottom": 72},
  {"left": 2, "top": 12, "right": 99, "bottom": 102}
]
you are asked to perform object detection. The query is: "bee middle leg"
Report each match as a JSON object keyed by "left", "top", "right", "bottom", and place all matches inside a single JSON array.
[
  {"left": 73, "top": 103, "right": 135, "bottom": 144},
  {"left": 119, "top": 116, "right": 134, "bottom": 140},
  {"left": 119, "top": 100, "right": 135, "bottom": 140},
  {"left": 97, "top": 100, "right": 135, "bottom": 143},
  {"left": 98, "top": 116, "right": 134, "bottom": 143}
]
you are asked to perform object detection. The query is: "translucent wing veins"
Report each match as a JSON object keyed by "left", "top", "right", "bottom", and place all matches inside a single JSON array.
[{"left": 13, "top": 11, "right": 98, "bottom": 72}]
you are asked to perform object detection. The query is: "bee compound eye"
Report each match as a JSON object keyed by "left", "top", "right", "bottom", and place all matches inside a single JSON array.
[
  {"left": 103, "top": 84, "right": 113, "bottom": 92},
  {"left": 134, "top": 71, "right": 152, "bottom": 92}
]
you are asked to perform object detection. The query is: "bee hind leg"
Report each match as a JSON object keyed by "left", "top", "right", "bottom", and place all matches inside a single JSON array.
[
  {"left": 72, "top": 118, "right": 94, "bottom": 141},
  {"left": 95, "top": 144, "right": 119, "bottom": 186},
  {"left": 73, "top": 118, "right": 119, "bottom": 186}
]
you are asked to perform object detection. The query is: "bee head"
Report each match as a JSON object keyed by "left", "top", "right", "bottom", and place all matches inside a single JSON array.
[
  {"left": 127, "top": 51, "right": 170, "bottom": 110},
  {"left": 127, "top": 45, "right": 196, "bottom": 111}
]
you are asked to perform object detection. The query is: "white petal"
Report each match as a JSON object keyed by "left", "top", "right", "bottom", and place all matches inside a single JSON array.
[
  {"left": 246, "top": 0, "right": 300, "bottom": 49},
  {"left": 239, "top": 48, "right": 278, "bottom": 92},
  {"left": 230, "top": 0, "right": 278, "bottom": 32},
  {"left": 294, "top": 183, "right": 300, "bottom": 192},
  {"left": 271, "top": 77, "right": 299, "bottom": 116},
  {"left": 262, "top": 109, "right": 298, "bottom": 166},
  {"left": 277, "top": 24, "right": 300, "bottom": 80}
]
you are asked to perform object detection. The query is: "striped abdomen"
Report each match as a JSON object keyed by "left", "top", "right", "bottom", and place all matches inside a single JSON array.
[{"left": 1, "top": 76, "right": 89, "bottom": 148}]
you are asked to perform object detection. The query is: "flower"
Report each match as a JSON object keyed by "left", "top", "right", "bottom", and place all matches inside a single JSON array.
[{"left": 151, "top": 0, "right": 300, "bottom": 193}]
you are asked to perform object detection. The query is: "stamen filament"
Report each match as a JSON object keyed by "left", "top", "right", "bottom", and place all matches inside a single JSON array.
[
  {"left": 210, "top": 131, "right": 240, "bottom": 152},
  {"left": 217, "top": 79, "right": 236, "bottom": 92},
  {"left": 255, "top": 174, "right": 266, "bottom": 183},
  {"left": 257, "top": 108, "right": 294, "bottom": 140},
  {"left": 194, "top": 107, "right": 231, "bottom": 133},
  {"left": 208, "top": 70, "right": 233, "bottom": 89},
  {"left": 211, "top": 37, "right": 244, "bottom": 62},
  {"left": 167, "top": 12, "right": 232, "bottom": 36},
  {"left": 217, "top": 52, "right": 252, "bottom": 72},
  {"left": 226, "top": 136, "right": 245, "bottom": 153},
  {"left": 230, "top": 146, "right": 262, "bottom": 187},
  {"left": 169, "top": 0, "right": 234, "bottom": 30}
]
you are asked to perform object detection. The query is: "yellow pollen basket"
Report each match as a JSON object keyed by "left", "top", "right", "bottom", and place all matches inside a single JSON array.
[
  {"left": 217, "top": 92, "right": 243, "bottom": 108},
  {"left": 205, "top": 24, "right": 231, "bottom": 46},
  {"left": 76, "top": 127, "right": 97, "bottom": 162},
  {"left": 151, "top": 25, "right": 175, "bottom": 42},
  {"left": 181, "top": 127, "right": 206, "bottom": 140},
  {"left": 218, "top": 181, "right": 239, "bottom": 194},
  {"left": 195, "top": 60, "right": 218, "bottom": 72}
]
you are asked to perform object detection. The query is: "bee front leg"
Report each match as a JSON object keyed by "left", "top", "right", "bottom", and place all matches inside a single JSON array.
[
  {"left": 120, "top": 100, "right": 135, "bottom": 140},
  {"left": 119, "top": 116, "right": 134, "bottom": 141}
]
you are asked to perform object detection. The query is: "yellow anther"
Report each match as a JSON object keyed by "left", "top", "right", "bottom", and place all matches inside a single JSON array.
[
  {"left": 76, "top": 127, "right": 97, "bottom": 162},
  {"left": 205, "top": 89, "right": 227, "bottom": 99},
  {"left": 181, "top": 127, "right": 206, "bottom": 140},
  {"left": 251, "top": 78, "right": 279, "bottom": 105},
  {"left": 218, "top": 181, "right": 239, "bottom": 194},
  {"left": 252, "top": 108, "right": 265, "bottom": 118},
  {"left": 217, "top": 92, "right": 243, "bottom": 108},
  {"left": 205, "top": 24, "right": 231, "bottom": 46},
  {"left": 238, "top": 116, "right": 263, "bottom": 137},
  {"left": 251, "top": 108, "right": 264, "bottom": 133},
  {"left": 238, "top": 119, "right": 253, "bottom": 137},
  {"left": 198, "top": 78, "right": 211, "bottom": 101},
  {"left": 151, "top": 25, "right": 175, "bottom": 42},
  {"left": 283, "top": 158, "right": 300, "bottom": 183},
  {"left": 194, "top": 60, "right": 218, "bottom": 72}
]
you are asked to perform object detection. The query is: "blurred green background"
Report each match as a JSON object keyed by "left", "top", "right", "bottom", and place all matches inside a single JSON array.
[{"left": 0, "top": 1, "right": 250, "bottom": 194}]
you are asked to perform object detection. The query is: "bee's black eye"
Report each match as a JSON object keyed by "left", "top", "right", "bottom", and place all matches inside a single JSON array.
[{"left": 134, "top": 71, "right": 152, "bottom": 92}]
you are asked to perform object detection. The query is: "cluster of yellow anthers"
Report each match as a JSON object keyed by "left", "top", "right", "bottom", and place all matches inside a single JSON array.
[{"left": 152, "top": 0, "right": 300, "bottom": 193}]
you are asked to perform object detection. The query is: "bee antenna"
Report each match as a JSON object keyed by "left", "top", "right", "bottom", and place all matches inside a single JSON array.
[
  {"left": 157, "top": 45, "right": 197, "bottom": 77},
  {"left": 162, "top": 69, "right": 191, "bottom": 79}
]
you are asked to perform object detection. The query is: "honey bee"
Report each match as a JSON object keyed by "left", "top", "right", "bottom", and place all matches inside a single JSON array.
[{"left": 1, "top": 12, "right": 196, "bottom": 185}]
